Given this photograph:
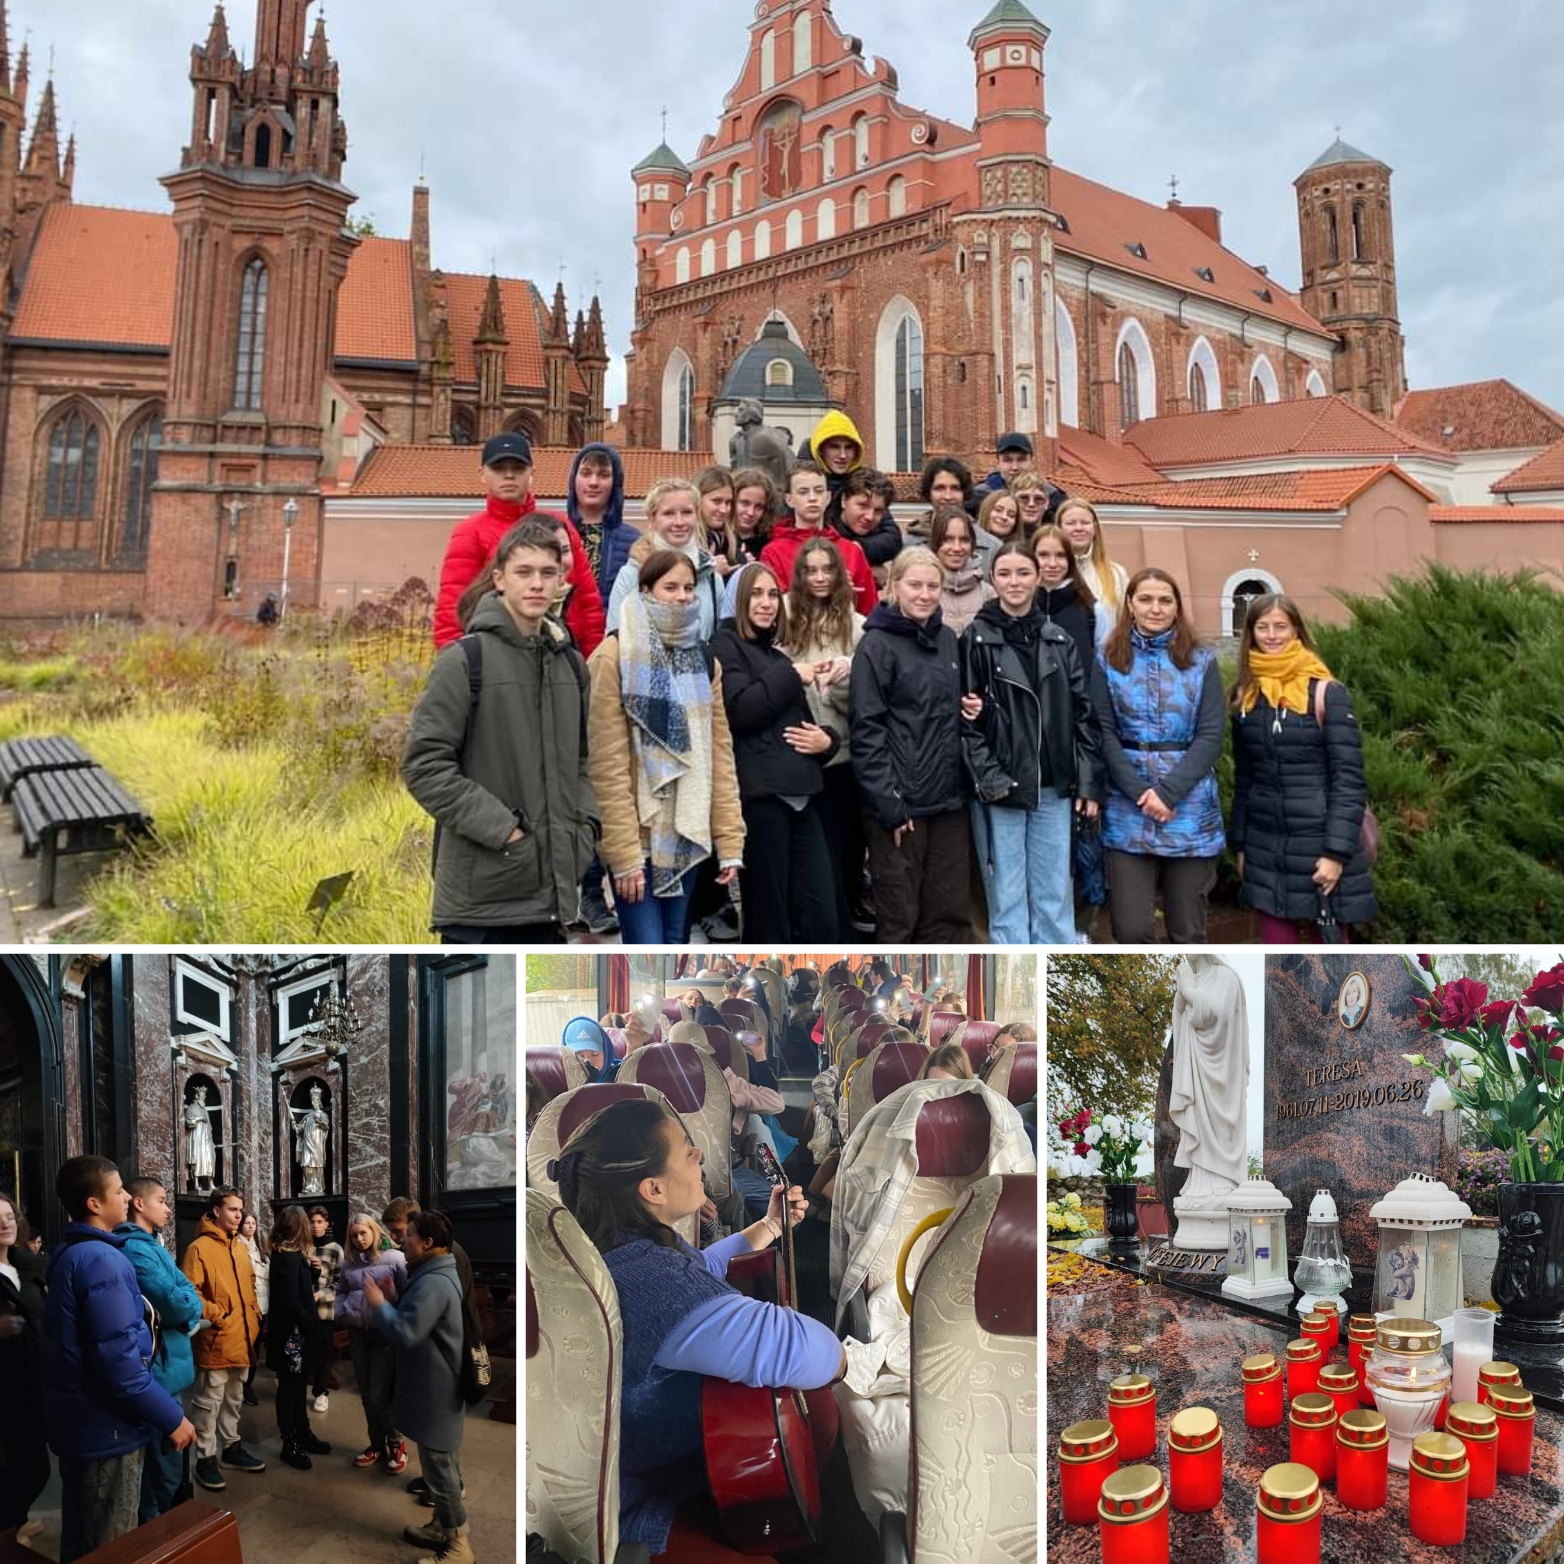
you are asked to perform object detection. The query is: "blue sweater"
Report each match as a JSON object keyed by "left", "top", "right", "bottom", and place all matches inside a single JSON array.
[{"left": 113, "top": 1223, "right": 207, "bottom": 1397}]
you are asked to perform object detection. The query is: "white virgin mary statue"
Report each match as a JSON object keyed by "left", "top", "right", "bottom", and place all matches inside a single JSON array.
[{"left": 1169, "top": 954, "right": 1250, "bottom": 1250}]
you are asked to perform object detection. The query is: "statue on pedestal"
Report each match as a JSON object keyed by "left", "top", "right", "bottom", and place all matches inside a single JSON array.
[
  {"left": 289, "top": 1084, "right": 331, "bottom": 1197},
  {"left": 728, "top": 399, "right": 793, "bottom": 496},
  {"left": 1170, "top": 955, "right": 1250, "bottom": 1250},
  {"left": 183, "top": 1085, "right": 218, "bottom": 1193}
]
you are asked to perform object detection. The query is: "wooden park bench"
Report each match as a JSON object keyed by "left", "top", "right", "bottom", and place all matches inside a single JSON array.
[
  {"left": 0, "top": 1499, "right": 242, "bottom": 1564},
  {"left": 12, "top": 764, "right": 152, "bottom": 908},
  {"left": 0, "top": 734, "right": 95, "bottom": 804}
]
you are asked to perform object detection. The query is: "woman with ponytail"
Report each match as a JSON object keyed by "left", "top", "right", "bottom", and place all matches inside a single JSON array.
[
  {"left": 1230, "top": 593, "right": 1376, "bottom": 939},
  {"left": 551, "top": 1099, "right": 841, "bottom": 1559}
]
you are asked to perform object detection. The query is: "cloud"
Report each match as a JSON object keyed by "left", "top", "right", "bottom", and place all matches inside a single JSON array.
[{"left": 36, "top": 0, "right": 1564, "bottom": 417}]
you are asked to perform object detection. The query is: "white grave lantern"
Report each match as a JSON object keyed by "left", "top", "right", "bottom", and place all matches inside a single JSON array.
[
  {"left": 1368, "top": 1173, "right": 1471, "bottom": 1333},
  {"left": 1295, "top": 1188, "right": 1352, "bottom": 1317},
  {"left": 1222, "top": 1175, "right": 1294, "bottom": 1303}
]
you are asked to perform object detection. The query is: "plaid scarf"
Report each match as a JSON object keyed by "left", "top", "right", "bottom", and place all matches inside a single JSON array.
[{"left": 618, "top": 593, "right": 715, "bottom": 896}]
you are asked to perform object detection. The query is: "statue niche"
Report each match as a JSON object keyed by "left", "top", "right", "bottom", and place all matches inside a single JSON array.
[
  {"left": 288, "top": 1079, "right": 333, "bottom": 1197},
  {"left": 183, "top": 1076, "right": 223, "bottom": 1193}
]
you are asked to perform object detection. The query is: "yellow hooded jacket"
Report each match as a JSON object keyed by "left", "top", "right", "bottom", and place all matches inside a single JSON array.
[{"left": 809, "top": 410, "right": 864, "bottom": 473}]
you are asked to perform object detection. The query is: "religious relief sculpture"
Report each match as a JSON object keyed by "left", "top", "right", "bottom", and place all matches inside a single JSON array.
[
  {"left": 808, "top": 293, "right": 835, "bottom": 363},
  {"left": 758, "top": 102, "right": 803, "bottom": 202},
  {"left": 1169, "top": 954, "right": 1250, "bottom": 1250},
  {"left": 447, "top": 1071, "right": 516, "bottom": 1191},
  {"left": 289, "top": 1083, "right": 331, "bottom": 1197},
  {"left": 183, "top": 1085, "right": 218, "bottom": 1194},
  {"left": 728, "top": 399, "right": 793, "bottom": 495}
]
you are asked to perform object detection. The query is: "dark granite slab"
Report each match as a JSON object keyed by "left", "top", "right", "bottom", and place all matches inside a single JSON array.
[
  {"left": 1048, "top": 1258, "right": 1564, "bottom": 1564},
  {"left": 1264, "top": 954, "right": 1460, "bottom": 1311}
]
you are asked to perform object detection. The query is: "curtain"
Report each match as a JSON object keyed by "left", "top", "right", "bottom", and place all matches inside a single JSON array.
[
  {"left": 966, "top": 954, "right": 987, "bottom": 1021},
  {"left": 607, "top": 956, "right": 629, "bottom": 1015}
]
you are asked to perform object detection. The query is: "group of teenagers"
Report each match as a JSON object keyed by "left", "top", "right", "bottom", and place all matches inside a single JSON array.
[
  {"left": 0, "top": 1163, "right": 479, "bottom": 1564},
  {"left": 405, "top": 412, "right": 1377, "bottom": 947}
]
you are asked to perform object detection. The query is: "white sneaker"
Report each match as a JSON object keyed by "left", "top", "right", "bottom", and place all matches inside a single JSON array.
[{"left": 312, "top": 1393, "right": 329, "bottom": 1413}]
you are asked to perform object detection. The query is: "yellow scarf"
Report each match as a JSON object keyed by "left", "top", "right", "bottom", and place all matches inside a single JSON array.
[{"left": 1240, "top": 641, "right": 1334, "bottom": 716}]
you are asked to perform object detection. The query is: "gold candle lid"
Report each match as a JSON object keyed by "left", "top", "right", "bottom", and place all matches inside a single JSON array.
[
  {"left": 1108, "top": 1373, "right": 1155, "bottom": 1407},
  {"left": 1098, "top": 1464, "right": 1168, "bottom": 1525},
  {"left": 1478, "top": 1360, "right": 1522, "bottom": 1385},
  {"left": 1288, "top": 1391, "right": 1337, "bottom": 1428},
  {"left": 1286, "top": 1337, "right": 1322, "bottom": 1363},
  {"left": 1376, "top": 1317, "right": 1442, "bottom": 1353},
  {"left": 1446, "top": 1401, "right": 1498, "bottom": 1440},
  {"left": 1410, "top": 1431, "right": 1470, "bottom": 1480},
  {"left": 1257, "top": 1462, "right": 1323, "bottom": 1522},
  {"left": 1301, "top": 1311, "right": 1332, "bottom": 1333},
  {"left": 1058, "top": 1419, "right": 1118, "bottom": 1461},
  {"left": 1168, "top": 1406, "right": 1222, "bottom": 1452},
  {"left": 1349, "top": 1313, "right": 1379, "bottom": 1335},
  {"left": 1319, "top": 1363, "right": 1359, "bottom": 1392},
  {"left": 1338, "top": 1409, "right": 1388, "bottom": 1448},
  {"left": 1489, "top": 1385, "right": 1536, "bottom": 1419},
  {"left": 1243, "top": 1352, "right": 1282, "bottom": 1383}
]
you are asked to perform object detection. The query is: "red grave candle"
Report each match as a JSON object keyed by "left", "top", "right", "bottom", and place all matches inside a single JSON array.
[
  {"left": 1348, "top": 1316, "right": 1379, "bottom": 1406},
  {"left": 1107, "top": 1374, "right": 1156, "bottom": 1462},
  {"left": 1490, "top": 1385, "right": 1536, "bottom": 1477},
  {"left": 1336, "top": 1408, "right": 1389, "bottom": 1511},
  {"left": 1058, "top": 1419, "right": 1120, "bottom": 1525},
  {"left": 1256, "top": 1462, "right": 1323, "bottom": 1564},
  {"left": 1477, "top": 1361, "right": 1522, "bottom": 1407},
  {"left": 1243, "top": 1352, "right": 1285, "bottom": 1428},
  {"left": 1168, "top": 1406, "right": 1223, "bottom": 1513},
  {"left": 1319, "top": 1361, "right": 1360, "bottom": 1421},
  {"left": 1302, "top": 1309, "right": 1335, "bottom": 1356},
  {"left": 1286, "top": 1337, "right": 1322, "bottom": 1401},
  {"left": 1098, "top": 1465, "right": 1170, "bottom": 1564},
  {"left": 1445, "top": 1401, "right": 1498, "bottom": 1500},
  {"left": 1288, "top": 1392, "right": 1338, "bottom": 1483},
  {"left": 1409, "top": 1431, "right": 1469, "bottom": 1547}
]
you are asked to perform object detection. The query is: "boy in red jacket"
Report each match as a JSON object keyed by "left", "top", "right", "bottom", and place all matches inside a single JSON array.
[
  {"left": 760, "top": 462, "right": 878, "bottom": 615},
  {"left": 432, "top": 431, "right": 605, "bottom": 655}
]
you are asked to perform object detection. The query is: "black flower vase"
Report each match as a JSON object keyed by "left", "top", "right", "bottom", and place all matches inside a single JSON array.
[
  {"left": 1492, "top": 1183, "right": 1564, "bottom": 1344},
  {"left": 1105, "top": 1181, "right": 1141, "bottom": 1250}
]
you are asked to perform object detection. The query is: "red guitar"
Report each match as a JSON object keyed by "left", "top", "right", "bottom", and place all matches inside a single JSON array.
[{"left": 701, "top": 1145, "right": 823, "bottom": 1554}]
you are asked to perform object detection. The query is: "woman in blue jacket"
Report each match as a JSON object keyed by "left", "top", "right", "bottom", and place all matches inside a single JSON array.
[
  {"left": 1092, "top": 568, "right": 1226, "bottom": 943},
  {"left": 553, "top": 1098, "right": 843, "bottom": 1558}
]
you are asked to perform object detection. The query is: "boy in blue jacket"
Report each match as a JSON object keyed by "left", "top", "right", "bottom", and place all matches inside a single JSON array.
[
  {"left": 44, "top": 1156, "right": 195, "bottom": 1563},
  {"left": 117, "top": 1176, "right": 208, "bottom": 1521}
]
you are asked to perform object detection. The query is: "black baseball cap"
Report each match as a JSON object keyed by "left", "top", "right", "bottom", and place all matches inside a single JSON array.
[
  {"left": 482, "top": 431, "right": 534, "bottom": 468},
  {"left": 997, "top": 431, "right": 1034, "bottom": 456}
]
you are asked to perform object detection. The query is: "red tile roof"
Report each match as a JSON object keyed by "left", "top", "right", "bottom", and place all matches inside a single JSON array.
[
  {"left": 443, "top": 273, "right": 586, "bottom": 395},
  {"left": 1128, "top": 464, "right": 1435, "bottom": 512},
  {"left": 13, "top": 204, "right": 177, "bottom": 347},
  {"left": 1051, "top": 166, "right": 1323, "bottom": 335},
  {"left": 335, "top": 236, "right": 417, "bottom": 362},
  {"left": 1124, "top": 395, "right": 1450, "bottom": 469},
  {"left": 1394, "top": 380, "right": 1564, "bottom": 453},
  {"left": 345, "top": 444, "right": 714, "bottom": 499},
  {"left": 1430, "top": 504, "right": 1564, "bottom": 523},
  {"left": 1492, "top": 436, "right": 1564, "bottom": 495},
  {"left": 1057, "top": 424, "right": 1166, "bottom": 490}
]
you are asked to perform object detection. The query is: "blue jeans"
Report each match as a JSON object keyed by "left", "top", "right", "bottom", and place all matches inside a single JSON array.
[
  {"left": 973, "top": 792, "right": 1075, "bottom": 944},
  {"left": 138, "top": 1433, "right": 185, "bottom": 1523},
  {"left": 614, "top": 864, "right": 697, "bottom": 945}
]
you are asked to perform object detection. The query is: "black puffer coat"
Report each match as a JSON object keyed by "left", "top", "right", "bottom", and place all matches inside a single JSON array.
[
  {"left": 265, "top": 1249, "right": 325, "bottom": 1376},
  {"left": 961, "top": 604, "right": 1104, "bottom": 810},
  {"left": 711, "top": 624, "right": 838, "bottom": 799},
  {"left": 1036, "top": 581, "right": 1097, "bottom": 679},
  {"left": 1230, "top": 678, "right": 1377, "bottom": 925},
  {"left": 850, "top": 605, "right": 966, "bottom": 828}
]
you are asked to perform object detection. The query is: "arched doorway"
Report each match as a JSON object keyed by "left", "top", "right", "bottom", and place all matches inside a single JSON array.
[
  {"left": 1222, "top": 568, "right": 1285, "bottom": 638},
  {"left": 0, "top": 958, "right": 65, "bottom": 1247}
]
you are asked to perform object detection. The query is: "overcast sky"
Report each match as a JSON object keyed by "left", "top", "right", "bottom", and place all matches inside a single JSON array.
[{"left": 37, "top": 1, "right": 1564, "bottom": 416}]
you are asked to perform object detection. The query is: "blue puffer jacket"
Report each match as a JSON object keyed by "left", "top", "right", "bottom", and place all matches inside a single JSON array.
[
  {"left": 1094, "top": 627, "right": 1226, "bottom": 858},
  {"left": 43, "top": 1224, "right": 186, "bottom": 1461},
  {"left": 113, "top": 1223, "right": 207, "bottom": 1397},
  {"left": 566, "top": 443, "right": 640, "bottom": 601},
  {"left": 336, "top": 1243, "right": 408, "bottom": 1330}
]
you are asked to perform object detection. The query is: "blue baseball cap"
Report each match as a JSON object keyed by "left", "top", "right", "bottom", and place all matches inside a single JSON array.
[{"left": 562, "top": 1017, "right": 610, "bottom": 1055}]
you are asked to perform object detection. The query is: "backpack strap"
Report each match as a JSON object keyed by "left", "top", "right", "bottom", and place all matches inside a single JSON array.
[
  {"left": 1311, "top": 677, "right": 1337, "bottom": 729},
  {"left": 458, "top": 634, "right": 483, "bottom": 756}
]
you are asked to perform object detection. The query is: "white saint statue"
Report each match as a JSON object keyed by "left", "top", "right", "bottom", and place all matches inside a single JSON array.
[
  {"left": 184, "top": 1085, "right": 218, "bottom": 1193},
  {"left": 1169, "top": 954, "right": 1250, "bottom": 1250},
  {"left": 290, "top": 1084, "right": 331, "bottom": 1197}
]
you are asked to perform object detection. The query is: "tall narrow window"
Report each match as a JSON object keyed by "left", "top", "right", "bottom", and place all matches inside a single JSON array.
[
  {"left": 793, "top": 10, "right": 812, "bottom": 72},
  {"left": 1118, "top": 340, "right": 1140, "bottom": 428},
  {"left": 1351, "top": 202, "right": 1366, "bottom": 261},
  {"left": 1325, "top": 206, "right": 1339, "bottom": 265},
  {"left": 817, "top": 197, "right": 836, "bottom": 241},
  {"left": 700, "top": 237, "right": 717, "bottom": 276},
  {"left": 1189, "top": 361, "right": 1208, "bottom": 413},
  {"left": 43, "top": 409, "right": 102, "bottom": 552},
  {"left": 730, "top": 166, "right": 743, "bottom": 216},
  {"left": 853, "top": 187, "right": 870, "bottom": 229},
  {"left": 785, "top": 209, "right": 804, "bottom": 250},
  {"left": 895, "top": 315, "right": 924, "bottom": 472},
  {"left": 726, "top": 230, "right": 743, "bottom": 268},
  {"left": 234, "top": 258, "right": 269, "bottom": 410},
  {"left": 760, "top": 29, "right": 777, "bottom": 90},
  {"left": 254, "top": 121, "right": 273, "bottom": 169},
  {"left": 888, "top": 175, "right": 907, "bottom": 218},
  {"left": 677, "top": 363, "right": 695, "bottom": 453},
  {"left": 705, "top": 178, "right": 718, "bottom": 226},
  {"left": 119, "top": 413, "right": 161, "bottom": 566},
  {"left": 853, "top": 115, "right": 870, "bottom": 170},
  {"left": 820, "top": 127, "right": 836, "bottom": 183}
]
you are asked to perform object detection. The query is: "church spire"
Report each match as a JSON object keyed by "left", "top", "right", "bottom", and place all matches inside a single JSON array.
[
  {"left": 0, "top": 2, "right": 11, "bottom": 97},
  {"left": 26, "top": 76, "right": 57, "bottom": 168},
  {"left": 204, "top": 3, "right": 232, "bottom": 62},
  {"left": 306, "top": 10, "right": 331, "bottom": 73},
  {"left": 61, "top": 130, "right": 74, "bottom": 192},
  {"left": 548, "top": 280, "right": 570, "bottom": 348},
  {"left": 13, "top": 40, "right": 26, "bottom": 113},
  {"left": 476, "top": 272, "right": 508, "bottom": 344}
]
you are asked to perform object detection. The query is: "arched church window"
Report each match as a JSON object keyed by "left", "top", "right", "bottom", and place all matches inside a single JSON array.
[
  {"left": 820, "top": 126, "right": 836, "bottom": 183},
  {"left": 705, "top": 177, "right": 718, "bottom": 227},
  {"left": 853, "top": 114, "right": 870, "bottom": 170},
  {"left": 785, "top": 209, "right": 804, "bottom": 250},
  {"left": 677, "top": 362, "right": 695, "bottom": 453},
  {"left": 254, "top": 121, "right": 273, "bottom": 169},
  {"left": 817, "top": 197, "right": 836, "bottom": 242},
  {"left": 1118, "top": 340, "right": 1140, "bottom": 428},
  {"left": 895, "top": 314, "right": 924, "bottom": 472},
  {"left": 760, "top": 29, "right": 777, "bottom": 91},
  {"left": 1351, "top": 202, "right": 1366, "bottom": 261},
  {"left": 888, "top": 175, "right": 907, "bottom": 219},
  {"left": 852, "top": 187, "right": 870, "bottom": 230},
  {"left": 119, "top": 412, "right": 161, "bottom": 567},
  {"left": 675, "top": 247, "right": 691, "bottom": 284},
  {"left": 793, "top": 10, "right": 812, "bottom": 73},
  {"left": 726, "top": 230, "right": 743, "bottom": 268},
  {"left": 43, "top": 407, "right": 101, "bottom": 552},
  {"left": 766, "top": 358, "right": 794, "bottom": 388},
  {"left": 700, "top": 237, "right": 717, "bottom": 276},
  {"left": 1325, "top": 205, "right": 1339, "bottom": 265},
  {"left": 234, "top": 257, "right": 269, "bottom": 411},
  {"left": 451, "top": 406, "right": 476, "bottom": 445}
]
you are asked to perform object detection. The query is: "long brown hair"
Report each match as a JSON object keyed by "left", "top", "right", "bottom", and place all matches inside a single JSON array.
[
  {"left": 1102, "top": 568, "right": 1200, "bottom": 673},
  {"left": 270, "top": 1204, "right": 311, "bottom": 1254},
  {"left": 1029, "top": 524, "right": 1096, "bottom": 607},
  {"left": 731, "top": 468, "right": 778, "bottom": 544},
  {"left": 695, "top": 465, "right": 738, "bottom": 559},
  {"left": 782, "top": 539, "right": 855, "bottom": 655},
  {"left": 1230, "top": 593, "right": 1322, "bottom": 712},
  {"left": 1056, "top": 496, "right": 1122, "bottom": 610},
  {"left": 918, "top": 1043, "right": 974, "bottom": 1080},
  {"left": 730, "top": 562, "right": 783, "bottom": 642}
]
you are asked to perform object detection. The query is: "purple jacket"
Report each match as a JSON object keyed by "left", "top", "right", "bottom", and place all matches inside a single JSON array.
[{"left": 334, "top": 1244, "right": 408, "bottom": 1330}]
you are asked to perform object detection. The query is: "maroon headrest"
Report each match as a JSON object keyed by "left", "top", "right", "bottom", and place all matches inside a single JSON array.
[
  {"left": 719, "top": 999, "right": 750, "bottom": 1027},
  {"left": 661, "top": 999, "right": 684, "bottom": 1024},
  {"left": 1003, "top": 1043, "right": 1038, "bottom": 1107},
  {"left": 824, "top": 967, "right": 854, "bottom": 989},
  {"left": 855, "top": 1018, "right": 893, "bottom": 1059},
  {"left": 838, "top": 988, "right": 868, "bottom": 1012},
  {"left": 927, "top": 1010, "right": 965, "bottom": 1051},
  {"left": 525, "top": 1268, "right": 538, "bottom": 1359},
  {"left": 701, "top": 1024, "right": 736, "bottom": 1070},
  {"left": 914, "top": 1093, "right": 991, "bottom": 1178},
  {"left": 631, "top": 1042, "right": 709, "bottom": 1114},
  {"left": 525, "top": 1047, "right": 570, "bottom": 1106},
  {"left": 909, "top": 995, "right": 926, "bottom": 1021},
  {"left": 974, "top": 1176, "right": 1037, "bottom": 1337},
  {"left": 959, "top": 1020, "right": 1003, "bottom": 1074},
  {"left": 556, "top": 1082, "right": 656, "bottom": 1147},
  {"left": 604, "top": 1028, "right": 628, "bottom": 1061},
  {"left": 870, "top": 1043, "right": 928, "bottom": 1104}
]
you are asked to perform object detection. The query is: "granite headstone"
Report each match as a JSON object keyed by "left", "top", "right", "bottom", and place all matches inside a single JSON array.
[{"left": 1264, "top": 953, "right": 1458, "bottom": 1310}]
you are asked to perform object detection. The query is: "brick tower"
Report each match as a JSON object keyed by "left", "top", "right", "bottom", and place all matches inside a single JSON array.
[
  {"left": 626, "top": 139, "right": 691, "bottom": 448},
  {"left": 145, "top": 0, "right": 359, "bottom": 620},
  {"left": 575, "top": 296, "right": 609, "bottom": 443},
  {"left": 1295, "top": 137, "right": 1406, "bottom": 419}
]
